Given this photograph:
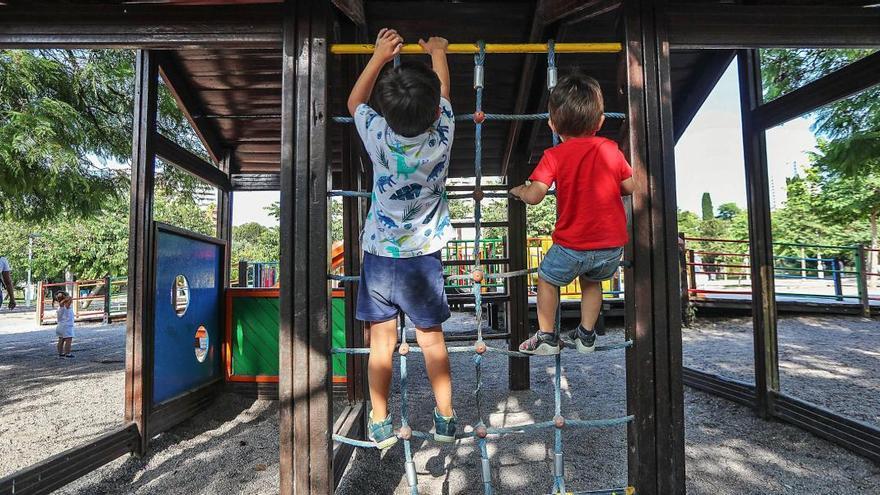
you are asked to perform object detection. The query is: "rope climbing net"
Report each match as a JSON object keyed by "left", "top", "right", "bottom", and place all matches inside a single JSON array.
[{"left": 328, "top": 40, "right": 635, "bottom": 495}]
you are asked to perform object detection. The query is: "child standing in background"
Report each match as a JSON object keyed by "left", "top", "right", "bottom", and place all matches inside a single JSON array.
[
  {"left": 55, "top": 291, "right": 75, "bottom": 358},
  {"left": 348, "top": 28, "right": 457, "bottom": 449},
  {"left": 510, "top": 74, "right": 634, "bottom": 355}
]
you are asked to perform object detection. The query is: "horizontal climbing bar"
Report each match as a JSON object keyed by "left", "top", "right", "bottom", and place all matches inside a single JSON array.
[
  {"left": 330, "top": 340, "right": 632, "bottom": 357},
  {"left": 547, "top": 488, "right": 635, "bottom": 495},
  {"left": 332, "top": 111, "right": 625, "bottom": 124},
  {"left": 327, "top": 274, "right": 359, "bottom": 282},
  {"left": 328, "top": 190, "right": 371, "bottom": 198},
  {"left": 330, "top": 42, "right": 623, "bottom": 55}
]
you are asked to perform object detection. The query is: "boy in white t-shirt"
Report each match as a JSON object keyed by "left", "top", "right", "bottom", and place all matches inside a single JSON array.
[
  {"left": 347, "top": 29, "right": 457, "bottom": 449},
  {"left": 54, "top": 291, "right": 75, "bottom": 358}
]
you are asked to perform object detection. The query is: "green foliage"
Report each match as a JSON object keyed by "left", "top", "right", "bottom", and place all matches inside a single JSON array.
[
  {"left": 0, "top": 49, "right": 212, "bottom": 223},
  {"left": 0, "top": 186, "right": 214, "bottom": 284},
  {"left": 716, "top": 202, "right": 742, "bottom": 221},
  {"left": 526, "top": 195, "right": 557, "bottom": 237},
  {"left": 700, "top": 192, "right": 714, "bottom": 221}
]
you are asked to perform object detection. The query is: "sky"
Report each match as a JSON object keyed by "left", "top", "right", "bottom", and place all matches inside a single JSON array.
[
  {"left": 674, "top": 58, "right": 818, "bottom": 214},
  {"left": 232, "top": 190, "right": 280, "bottom": 227}
]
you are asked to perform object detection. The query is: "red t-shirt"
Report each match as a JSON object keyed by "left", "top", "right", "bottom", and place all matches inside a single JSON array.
[{"left": 529, "top": 137, "right": 632, "bottom": 250}]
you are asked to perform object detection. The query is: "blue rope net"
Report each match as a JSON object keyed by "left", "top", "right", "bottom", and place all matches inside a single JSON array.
[{"left": 329, "top": 40, "right": 633, "bottom": 495}]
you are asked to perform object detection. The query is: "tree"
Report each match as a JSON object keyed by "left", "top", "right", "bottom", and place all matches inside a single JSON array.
[
  {"left": 0, "top": 49, "right": 210, "bottom": 222},
  {"left": 716, "top": 202, "right": 742, "bottom": 221},
  {"left": 701, "top": 192, "right": 714, "bottom": 221}
]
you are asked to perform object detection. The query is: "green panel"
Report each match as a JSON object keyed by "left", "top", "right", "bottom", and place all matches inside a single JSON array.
[
  {"left": 331, "top": 297, "right": 347, "bottom": 377},
  {"left": 230, "top": 295, "right": 347, "bottom": 378},
  {"left": 231, "top": 297, "right": 280, "bottom": 376}
]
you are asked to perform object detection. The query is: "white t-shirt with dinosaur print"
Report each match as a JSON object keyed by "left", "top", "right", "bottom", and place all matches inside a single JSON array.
[{"left": 355, "top": 98, "right": 456, "bottom": 258}]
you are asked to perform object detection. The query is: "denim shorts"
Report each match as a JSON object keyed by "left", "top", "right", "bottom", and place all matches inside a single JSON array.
[
  {"left": 538, "top": 244, "right": 624, "bottom": 287},
  {"left": 356, "top": 250, "right": 451, "bottom": 328}
]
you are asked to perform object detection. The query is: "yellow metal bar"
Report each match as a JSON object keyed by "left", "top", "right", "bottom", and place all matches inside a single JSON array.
[{"left": 330, "top": 42, "right": 622, "bottom": 55}]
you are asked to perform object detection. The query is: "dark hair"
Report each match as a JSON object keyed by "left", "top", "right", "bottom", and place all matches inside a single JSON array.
[
  {"left": 548, "top": 74, "right": 604, "bottom": 137},
  {"left": 375, "top": 61, "right": 441, "bottom": 137}
]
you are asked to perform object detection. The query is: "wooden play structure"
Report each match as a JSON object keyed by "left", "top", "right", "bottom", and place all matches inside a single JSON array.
[{"left": 1, "top": 1, "right": 879, "bottom": 494}]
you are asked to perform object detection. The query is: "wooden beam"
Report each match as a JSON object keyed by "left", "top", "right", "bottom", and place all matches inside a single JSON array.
[
  {"left": 500, "top": 9, "right": 544, "bottom": 178},
  {"left": 668, "top": 5, "right": 880, "bottom": 49},
  {"left": 331, "top": 0, "right": 365, "bottom": 27},
  {"left": 738, "top": 50, "right": 779, "bottom": 420},
  {"left": 540, "top": 0, "right": 621, "bottom": 25},
  {"left": 0, "top": 3, "right": 282, "bottom": 48},
  {"left": 752, "top": 50, "right": 880, "bottom": 130},
  {"left": 124, "top": 49, "right": 159, "bottom": 456},
  {"left": 217, "top": 152, "right": 233, "bottom": 286},
  {"left": 155, "top": 52, "right": 227, "bottom": 165},
  {"left": 673, "top": 50, "right": 735, "bottom": 142},
  {"left": 621, "top": 1, "right": 685, "bottom": 493},
  {"left": 231, "top": 173, "right": 280, "bottom": 190},
  {"left": 155, "top": 133, "right": 231, "bottom": 191}
]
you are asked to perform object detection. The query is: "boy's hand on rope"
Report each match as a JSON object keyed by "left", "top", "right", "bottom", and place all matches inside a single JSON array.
[
  {"left": 418, "top": 36, "right": 449, "bottom": 55},
  {"left": 373, "top": 28, "right": 403, "bottom": 63}
]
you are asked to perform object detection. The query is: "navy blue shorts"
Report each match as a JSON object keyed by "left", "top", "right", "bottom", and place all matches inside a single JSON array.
[
  {"left": 538, "top": 244, "right": 624, "bottom": 287},
  {"left": 356, "top": 250, "right": 451, "bottom": 328}
]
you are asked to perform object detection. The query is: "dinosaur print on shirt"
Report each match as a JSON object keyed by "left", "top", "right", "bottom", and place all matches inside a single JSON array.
[{"left": 354, "top": 98, "right": 456, "bottom": 258}]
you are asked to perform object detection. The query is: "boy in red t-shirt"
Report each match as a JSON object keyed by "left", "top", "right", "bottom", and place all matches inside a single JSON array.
[{"left": 510, "top": 74, "right": 634, "bottom": 355}]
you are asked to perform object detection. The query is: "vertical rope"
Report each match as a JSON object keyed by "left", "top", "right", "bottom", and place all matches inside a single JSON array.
[
  {"left": 399, "top": 321, "right": 418, "bottom": 494},
  {"left": 547, "top": 39, "right": 566, "bottom": 495},
  {"left": 393, "top": 54, "right": 401, "bottom": 68},
  {"left": 472, "top": 40, "right": 493, "bottom": 495}
]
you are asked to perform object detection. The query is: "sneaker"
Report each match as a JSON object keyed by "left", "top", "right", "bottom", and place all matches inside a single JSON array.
[
  {"left": 568, "top": 326, "right": 596, "bottom": 354},
  {"left": 433, "top": 408, "right": 457, "bottom": 443},
  {"left": 63, "top": 354, "right": 74, "bottom": 358},
  {"left": 368, "top": 411, "right": 398, "bottom": 450},
  {"left": 518, "top": 331, "right": 560, "bottom": 355}
]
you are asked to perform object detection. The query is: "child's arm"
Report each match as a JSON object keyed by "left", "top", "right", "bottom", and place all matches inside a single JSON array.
[
  {"left": 620, "top": 177, "right": 635, "bottom": 196},
  {"left": 347, "top": 28, "right": 403, "bottom": 116},
  {"left": 419, "top": 37, "right": 450, "bottom": 100},
  {"left": 510, "top": 180, "right": 550, "bottom": 206}
]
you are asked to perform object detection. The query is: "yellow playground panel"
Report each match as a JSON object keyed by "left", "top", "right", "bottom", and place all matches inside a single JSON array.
[{"left": 527, "top": 237, "right": 618, "bottom": 300}]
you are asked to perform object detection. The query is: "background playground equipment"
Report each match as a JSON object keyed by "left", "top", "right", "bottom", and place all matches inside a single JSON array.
[
  {"left": 681, "top": 236, "right": 879, "bottom": 317},
  {"left": 36, "top": 277, "right": 127, "bottom": 325}
]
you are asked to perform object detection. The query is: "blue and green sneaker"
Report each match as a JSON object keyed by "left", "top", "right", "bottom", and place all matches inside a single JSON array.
[
  {"left": 368, "top": 411, "right": 398, "bottom": 450},
  {"left": 433, "top": 408, "right": 457, "bottom": 443}
]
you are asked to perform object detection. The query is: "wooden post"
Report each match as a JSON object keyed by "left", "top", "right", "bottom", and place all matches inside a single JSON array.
[
  {"left": 506, "top": 159, "right": 530, "bottom": 391},
  {"left": 738, "top": 49, "right": 779, "bottom": 419},
  {"left": 621, "top": 1, "right": 686, "bottom": 493},
  {"left": 340, "top": 19, "right": 366, "bottom": 404},
  {"left": 124, "top": 49, "right": 158, "bottom": 456},
  {"left": 687, "top": 249, "right": 697, "bottom": 292},
  {"left": 833, "top": 257, "right": 844, "bottom": 301},
  {"left": 279, "top": 0, "right": 332, "bottom": 493},
  {"left": 237, "top": 261, "right": 248, "bottom": 287},
  {"left": 103, "top": 275, "right": 112, "bottom": 324},
  {"left": 857, "top": 244, "right": 870, "bottom": 317},
  {"left": 217, "top": 152, "right": 233, "bottom": 287},
  {"left": 679, "top": 234, "right": 689, "bottom": 323}
]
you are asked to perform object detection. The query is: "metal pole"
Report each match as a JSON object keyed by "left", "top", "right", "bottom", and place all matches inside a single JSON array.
[
  {"left": 26, "top": 235, "right": 33, "bottom": 306},
  {"left": 857, "top": 244, "right": 870, "bottom": 317}
]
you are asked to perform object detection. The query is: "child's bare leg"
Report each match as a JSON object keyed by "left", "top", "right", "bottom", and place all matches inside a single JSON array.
[
  {"left": 57, "top": 337, "right": 63, "bottom": 356},
  {"left": 579, "top": 278, "right": 603, "bottom": 330},
  {"left": 537, "top": 276, "right": 560, "bottom": 333},
  {"left": 63, "top": 338, "right": 72, "bottom": 355},
  {"left": 415, "top": 326, "right": 453, "bottom": 417},
  {"left": 367, "top": 318, "right": 398, "bottom": 421}
]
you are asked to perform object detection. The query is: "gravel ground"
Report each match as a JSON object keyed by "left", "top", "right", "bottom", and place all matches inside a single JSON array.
[
  {"left": 4, "top": 311, "right": 880, "bottom": 494},
  {"left": 683, "top": 315, "right": 880, "bottom": 426},
  {"left": 0, "top": 313, "right": 125, "bottom": 478}
]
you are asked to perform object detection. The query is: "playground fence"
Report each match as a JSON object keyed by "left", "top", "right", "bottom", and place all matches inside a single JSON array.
[{"left": 37, "top": 277, "right": 127, "bottom": 325}]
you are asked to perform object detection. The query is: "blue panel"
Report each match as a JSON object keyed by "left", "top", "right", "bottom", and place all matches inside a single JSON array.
[{"left": 152, "top": 228, "right": 222, "bottom": 405}]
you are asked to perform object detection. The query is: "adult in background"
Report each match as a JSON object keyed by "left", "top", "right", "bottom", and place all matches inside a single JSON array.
[{"left": 0, "top": 255, "right": 15, "bottom": 310}]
